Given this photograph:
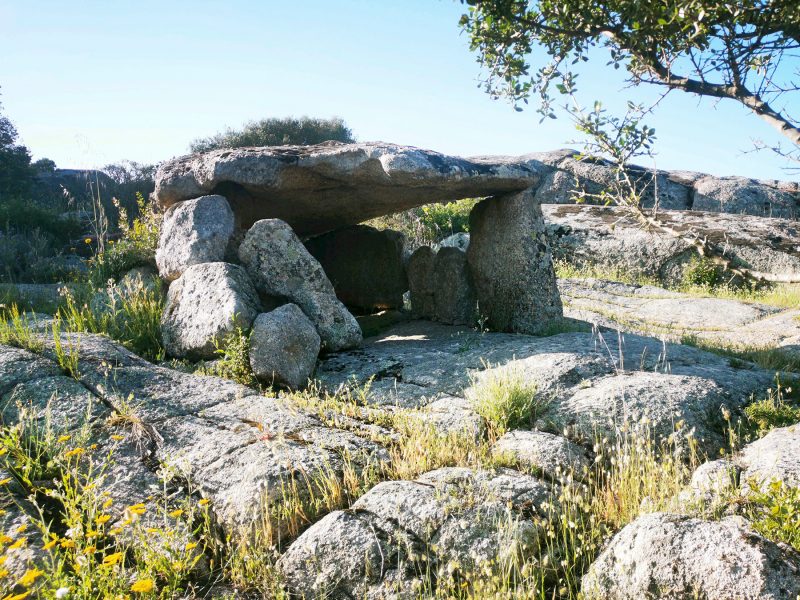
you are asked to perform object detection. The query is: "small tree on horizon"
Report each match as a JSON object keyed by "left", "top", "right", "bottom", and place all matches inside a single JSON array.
[
  {"left": 0, "top": 92, "right": 35, "bottom": 199},
  {"left": 189, "top": 116, "right": 356, "bottom": 153}
]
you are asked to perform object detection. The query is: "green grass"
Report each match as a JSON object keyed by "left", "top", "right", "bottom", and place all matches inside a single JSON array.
[
  {"left": 681, "top": 334, "right": 800, "bottom": 374},
  {"left": 468, "top": 362, "right": 544, "bottom": 438},
  {"left": 556, "top": 258, "right": 800, "bottom": 309},
  {"left": 743, "top": 383, "right": 800, "bottom": 436},
  {"left": 195, "top": 327, "right": 258, "bottom": 387}
]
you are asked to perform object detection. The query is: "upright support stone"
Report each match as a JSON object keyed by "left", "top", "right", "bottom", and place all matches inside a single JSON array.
[
  {"left": 433, "top": 247, "right": 476, "bottom": 325},
  {"left": 467, "top": 188, "right": 563, "bottom": 333},
  {"left": 407, "top": 246, "right": 436, "bottom": 319}
]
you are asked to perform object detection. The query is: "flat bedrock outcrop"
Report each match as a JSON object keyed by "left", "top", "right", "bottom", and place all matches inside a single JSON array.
[
  {"left": 544, "top": 204, "right": 800, "bottom": 285},
  {"left": 315, "top": 320, "right": 775, "bottom": 455},
  {"left": 559, "top": 278, "right": 800, "bottom": 359}
]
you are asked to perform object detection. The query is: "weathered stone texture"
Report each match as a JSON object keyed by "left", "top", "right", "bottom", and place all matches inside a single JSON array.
[{"left": 468, "top": 188, "right": 563, "bottom": 334}]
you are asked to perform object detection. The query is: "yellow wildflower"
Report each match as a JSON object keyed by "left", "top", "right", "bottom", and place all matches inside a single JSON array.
[
  {"left": 130, "top": 578, "right": 154, "bottom": 593},
  {"left": 185, "top": 542, "right": 197, "bottom": 551},
  {"left": 83, "top": 545, "right": 96, "bottom": 555},
  {"left": 111, "top": 435, "right": 124, "bottom": 441},
  {"left": 102, "top": 498, "right": 114, "bottom": 509},
  {"left": 96, "top": 514, "right": 111, "bottom": 525},
  {"left": 8, "top": 538, "right": 26, "bottom": 550},
  {"left": 2, "top": 592, "right": 30, "bottom": 600},
  {"left": 84, "top": 238, "right": 92, "bottom": 244},
  {"left": 60, "top": 539, "right": 76, "bottom": 549},
  {"left": 15, "top": 524, "right": 26, "bottom": 534},
  {"left": 102, "top": 552, "right": 124, "bottom": 566},
  {"left": 42, "top": 539, "right": 58, "bottom": 551},
  {"left": 0, "top": 478, "right": 12, "bottom": 486},
  {"left": 126, "top": 503, "right": 146, "bottom": 516},
  {"left": 197, "top": 498, "right": 210, "bottom": 506},
  {"left": 17, "top": 567, "right": 43, "bottom": 587},
  {"left": 168, "top": 509, "right": 183, "bottom": 518},
  {"left": 64, "top": 447, "right": 84, "bottom": 459},
  {"left": 0, "top": 448, "right": 6, "bottom": 456},
  {"left": 57, "top": 435, "right": 71, "bottom": 443}
]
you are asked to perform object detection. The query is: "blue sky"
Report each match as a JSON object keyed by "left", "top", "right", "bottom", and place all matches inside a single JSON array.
[{"left": 0, "top": 0, "right": 796, "bottom": 180}]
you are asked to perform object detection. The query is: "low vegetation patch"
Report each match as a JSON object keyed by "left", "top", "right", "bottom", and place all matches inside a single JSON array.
[
  {"left": 368, "top": 198, "right": 478, "bottom": 248},
  {"left": 556, "top": 258, "right": 800, "bottom": 310},
  {"left": 469, "top": 362, "right": 543, "bottom": 438}
]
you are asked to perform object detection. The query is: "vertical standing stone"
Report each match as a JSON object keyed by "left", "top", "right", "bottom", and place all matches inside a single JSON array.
[
  {"left": 467, "top": 188, "right": 563, "bottom": 333},
  {"left": 433, "top": 247, "right": 476, "bottom": 325},
  {"left": 407, "top": 246, "right": 436, "bottom": 319}
]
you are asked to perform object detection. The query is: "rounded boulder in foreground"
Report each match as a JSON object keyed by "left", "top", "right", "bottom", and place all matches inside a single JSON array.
[{"left": 249, "top": 304, "right": 321, "bottom": 389}]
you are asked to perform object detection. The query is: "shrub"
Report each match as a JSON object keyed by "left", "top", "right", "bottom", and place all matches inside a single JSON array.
[
  {"left": 0, "top": 199, "right": 84, "bottom": 282},
  {"left": 198, "top": 327, "right": 258, "bottom": 387},
  {"left": 745, "top": 479, "right": 800, "bottom": 551},
  {"left": 190, "top": 116, "right": 355, "bottom": 153},
  {"left": 367, "top": 198, "right": 479, "bottom": 247},
  {"left": 89, "top": 193, "right": 161, "bottom": 285},
  {"left": 744, "top": 383, "right": 800, "bottom": 435}
]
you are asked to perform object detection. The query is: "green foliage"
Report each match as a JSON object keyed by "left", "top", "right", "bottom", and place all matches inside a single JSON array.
[
  {"left": 190, "top": 116, "right": 355, "bottom": 153},
  {"left": 469, "top": 363, "right": 542, "bottom": 437},
  {"left": 746, "top": 479, "right": 800, "bottom": 551},
  {"left": 680, "top": 256, "right": 725, "bottom": 288},
  {"left": 0, "top": 94, "right": 34, "bottom": 198},
  {"left": 58, "top": 280, "right": 165, "bottom": 363},
  {"left": 0, "top": 198, "right": 84, "bottom": 282},
  {"left": 0, "top": 303, "right": 44, "bottom": 352},
  {"left": 460, "top": 0, "right": 800, "bottom": 154},
  {"left": 198, "top": 327, "right": 258, "bottom": 387},
  {"left": 368, "top": 198, "right": 479, "bottom": 247},
  {"left": 89, "top": 193, "right": 161, "bottom": 285},
  {"left": 744, "top": 383, "right": 800, "bottom": 435},
  {"left": 0, "top": 413, "right": 212, "bottom": 598}
]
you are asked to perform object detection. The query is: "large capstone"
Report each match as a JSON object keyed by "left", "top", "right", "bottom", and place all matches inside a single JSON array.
[
  {"left": 154, "top": 142, "right": 547, "bottom": 236},
  {"left": 238, "top": 218, "right": 362, "bottom": 351},
  {"left": 304, "top": 225, "right": 408, "bottom": 313},
  {"left": 467, "top": 188, "right": 563, "bottom": 334},
  {"left": 155, "top": 194, "right": 235, "bottom": 281},
  {"left": 161, "top": 262, "right": 260, "bottom": 359},
  {"left": 249, "top": 304, "right": 321, "bottom": 389}
]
